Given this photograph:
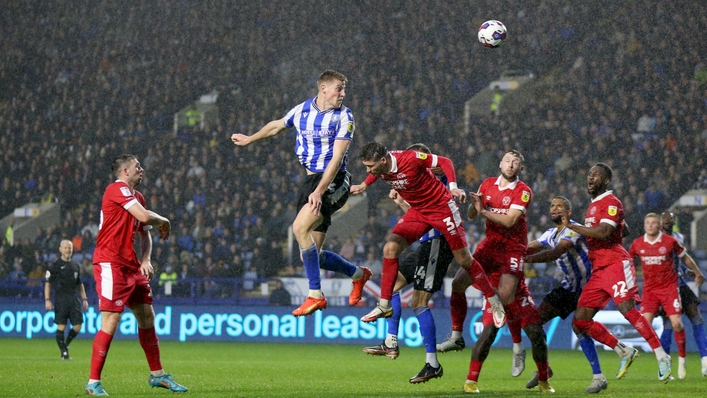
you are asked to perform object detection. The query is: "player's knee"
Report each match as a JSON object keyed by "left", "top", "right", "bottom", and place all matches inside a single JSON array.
[
  {"left": 573, "top": 318, "right": 593, "bottom": 333},
  {"left": 451, "top": 273, "right": 470, "bottom": 292},
  {"left": 690, "top": 312, "right": 704, "bottom": 326}
]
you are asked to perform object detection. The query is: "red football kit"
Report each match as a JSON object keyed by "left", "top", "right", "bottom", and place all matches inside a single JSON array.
[
  {"left": 363, "top": 150, "right": 467, "bottom": 251},
  {"left": 629, "top": 232, "right": 685, "bottom": 316},
  {"left": 577, "top": 191, "right": 639, "bottom": 308},
  {"left": 472, "top": 176, "right": 532, "bottom": 278},
  {"left": 479, "top": 272, "right": 541, "bottom": 328},
  {"left": 93, "top": 180, "right": 152, "bottom": 312}
]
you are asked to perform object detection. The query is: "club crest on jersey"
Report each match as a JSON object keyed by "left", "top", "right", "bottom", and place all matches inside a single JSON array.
[
  {"left": 590, "top": 206, "right": 596, "bottom": 215},
  {"left": 120, "top": 187, "right": 131, "bottom": 197},
  {"left": 608, "top": 206, "right": 617, "bottom": 216},
  {"left": 416, "top": 152, "right": 428, "bottom": 160},
  {"left": 521, "top": 191, "right": 530, "bottom": 203},
  {"left": 332, "top": 114, "right": 340, "bottom": 123},
  {"left": 659, "top": 247, "right": 667, "bottom": 254},
  {"left": 502, "top": 196, "right": 511, "bottom": 206}
]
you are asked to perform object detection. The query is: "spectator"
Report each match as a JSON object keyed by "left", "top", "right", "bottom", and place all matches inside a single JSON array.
[
  {"left": 269, "top": 279, "right": 292, "bottom": 306},
  {"left": 158, "top": 265, "right": 178, "bottom": 296}
]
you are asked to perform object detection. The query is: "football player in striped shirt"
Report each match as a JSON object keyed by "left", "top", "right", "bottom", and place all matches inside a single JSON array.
[{"left": 231, "top": 70, "right": 370, "bottom": 317}]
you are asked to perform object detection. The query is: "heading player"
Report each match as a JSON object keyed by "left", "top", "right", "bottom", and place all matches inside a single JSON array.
[
  {"left": 232, "top": 70, "right": 370, "bottom": 317},
  {"left": 350, "top": 141, "right": 504, "bottom": 381}
]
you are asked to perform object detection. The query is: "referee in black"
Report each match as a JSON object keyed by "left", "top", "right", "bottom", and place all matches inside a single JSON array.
[{"left": 44, "top": 240, "right": 88, "bottom": 359}]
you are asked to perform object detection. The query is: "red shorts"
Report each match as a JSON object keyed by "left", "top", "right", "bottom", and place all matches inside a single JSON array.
[
  {"left": 481, "top": 274, "right": 541, "bottom": 328},
  {"left": 392, "top": 200, "right": 468, "bottom": 251},
  {"left": 473, "top": 239, "right": 525, "bottom": 278},
  {"left": 577, "top": 259, "right": 640, "bottom": 309},
  {"left": 642, "top": 284, "right": 682, "bottom": 316},
  {"left": 94, "top": 262, "right": 153, "bottom": 312}
]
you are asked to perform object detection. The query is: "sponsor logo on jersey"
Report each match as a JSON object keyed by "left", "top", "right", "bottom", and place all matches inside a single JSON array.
[
  {"left": 415, "top": 152, "right": 428, "bottom": 160},
  {"left": 642, "top": 255, "right": 666, "bottom": 265},
  {"left": 120, "top": 187, "right": 132, "bottom": 197},
  {"left": 302, "top": 112, "right": 309, "bottom": 118},
  {"left": 347, "top": 123, "right": 354, "bottom": 133},
  {"left": 608, "top": 206, "right": 617, "bottom": 216},
  {"left": 521, "top": 191, "right": 530, "bottom": 203}
]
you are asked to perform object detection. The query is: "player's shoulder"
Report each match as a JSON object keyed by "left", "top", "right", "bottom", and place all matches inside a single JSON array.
[{"left": 515, "top": 180, "right": 532, "bottom": 192}]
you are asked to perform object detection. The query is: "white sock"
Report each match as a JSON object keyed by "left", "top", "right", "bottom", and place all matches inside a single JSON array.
[
  {"left": 513, "top": 343, "right": 524, "bottom": 354},
  {"left": 654, "top": 346, "right": 668, "bottom": 361},
  {"left": 308, "top": 289, "right": 322, "bottom": 298},
  {"left": 426, "top": 353, "right": 439, "bottom": 368},
  {"left": 150, "top": 369, "right": 166, "bottom": 377},
  {"left": 352, "top": 267, "right": 363, "bottom": 280},
  {"left": 385, "top": 334, "right": 398, "bottom": 348},
  {"left": 451, "top": 331, "right": 463, "bottom": 340},
  {"left": 593, "top": 373, "right": 604, "bottom": 379},
  {"left": 380, "top": 299, "right": 390, "bottom": 308},
  {"left": 88, "top": 379, "right": 100, "bottom": 385}
]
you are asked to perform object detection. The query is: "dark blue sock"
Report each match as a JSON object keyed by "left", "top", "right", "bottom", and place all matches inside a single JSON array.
[
  {"left": 414, "top": 306, "right": 436, "bottom": 354},
  {"left": 388, "top": 291, "right": 402, "bottom": 336},
  {"left": 318, "top": 250, "right": 356, "bottom": 277},
  {"left": 660, "top": 327, "right": 674, "bottom": 354},
  {"left": 691, "top": 320, "right": 707, "bottom": 357},
  {"left": 301, "top": 243, "right": 321, "bottom": 290},
  {"left": 579, "top": 334, "right": 602, "bottom": 374}
]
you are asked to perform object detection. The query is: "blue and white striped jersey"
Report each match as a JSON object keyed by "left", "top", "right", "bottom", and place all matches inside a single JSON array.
[
  {"left": 283, "top": 97, "right": 354, "bottom": 173},
  {"left": 536, "top": 220, "right": 592, "bottom": 293},
  {"left": 668, "top": 230, "right": 689, "bottom": 287}
]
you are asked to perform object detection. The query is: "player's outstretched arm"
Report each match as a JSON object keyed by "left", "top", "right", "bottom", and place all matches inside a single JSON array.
[
  {"left": 468, "top": 193, "right": 481, "bottom": 220},
  {"left": 231, "top": 119, "right": 287, "bottom": 146},
  {"left": 524, "top": 240, "right": 573, "bottom": 263},
  {"left": 350, "top": 183, "right": 368, "bottom": 195}
]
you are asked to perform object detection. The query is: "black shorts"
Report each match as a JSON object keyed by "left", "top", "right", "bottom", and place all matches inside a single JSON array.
[
  {"left": 54, "top": 298, "right": 84, "bottom": 326},
  {"left": 399, "top": 236, "right": 454, "bottom": 293},
  {"left": 541, "top": 286, "right": 581, "bottom": 320},
  {"left": 296, "top": 170, "right": 351, "bottom": 233}
]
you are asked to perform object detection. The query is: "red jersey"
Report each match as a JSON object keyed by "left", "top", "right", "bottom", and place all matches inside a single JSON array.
[
  {"left": 583, "top": 191, "right": 629, "bottom": 269},
  {"left": 93, "top": 180, "right": 147, "bottom": 270},
  {"left": 477, "top": 176, "right": 532, "bottom": 253},
  {"left": 366, "top": 150, "right": 454, "bottom": 210},
  {"left": 628, "top": 232, "right": 685, "bottom": 290}
]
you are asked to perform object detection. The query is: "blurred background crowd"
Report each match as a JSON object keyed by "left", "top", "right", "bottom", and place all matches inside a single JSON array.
[{"left": 1, "top": 0, "right": 707, "bottom": 301}]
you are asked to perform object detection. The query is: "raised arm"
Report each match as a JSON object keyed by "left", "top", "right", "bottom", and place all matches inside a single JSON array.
[{"left": 231, "top": 118, "right": 287, "bottom": 146}]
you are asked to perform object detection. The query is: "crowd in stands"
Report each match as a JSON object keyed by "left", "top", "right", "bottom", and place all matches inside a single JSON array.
[{"left": 1, "top": 1, "right": 707, "bottom": 300}]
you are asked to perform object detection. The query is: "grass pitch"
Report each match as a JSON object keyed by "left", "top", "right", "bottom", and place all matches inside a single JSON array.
[{"left": 1, "top": 338, "right": 704, "bottom": 397}]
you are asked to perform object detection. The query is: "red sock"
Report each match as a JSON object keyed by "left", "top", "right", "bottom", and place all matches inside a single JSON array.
[
  {"left": 450, "top": 292, "right": 467, "bottom": 332},
  {"left": 624, "top": 308, "right": 661, "bottom": 350},
  {"left": 467, "top": 360, "right": 483, "bottom": 381},
  {"left": 90, "top": 330, "right": 114, "bottom": 380},
  {"left": 508, "top": 317, "right": 522, "bottom": 344},
  {"left": 468, "top": 260, "right": 495, "bottom": 298},
  {"left": 138, "top": 327, "right": 163, "bottom": 371},
  {"left": 574, "top": 319, "right": 618, "bottom": 348},
  {"left": 675, "top": 328, "right": 687, "bottom": 358},
  {"left": 536, "top": 361, "right": 549, "bottom": 382},
  {"left": 380, "top": 258, "right": 399, "bottom": 300}
]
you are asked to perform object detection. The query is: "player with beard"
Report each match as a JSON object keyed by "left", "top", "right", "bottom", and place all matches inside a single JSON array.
[
  {"left": 85, "top": 154, "right": 187, "bottom": 396},
  {"left": 561, "top": 163, "right": 672, "bottom": 384},
  {"left": 350, "top": 141, "right": 504, "bottom": 383}
]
